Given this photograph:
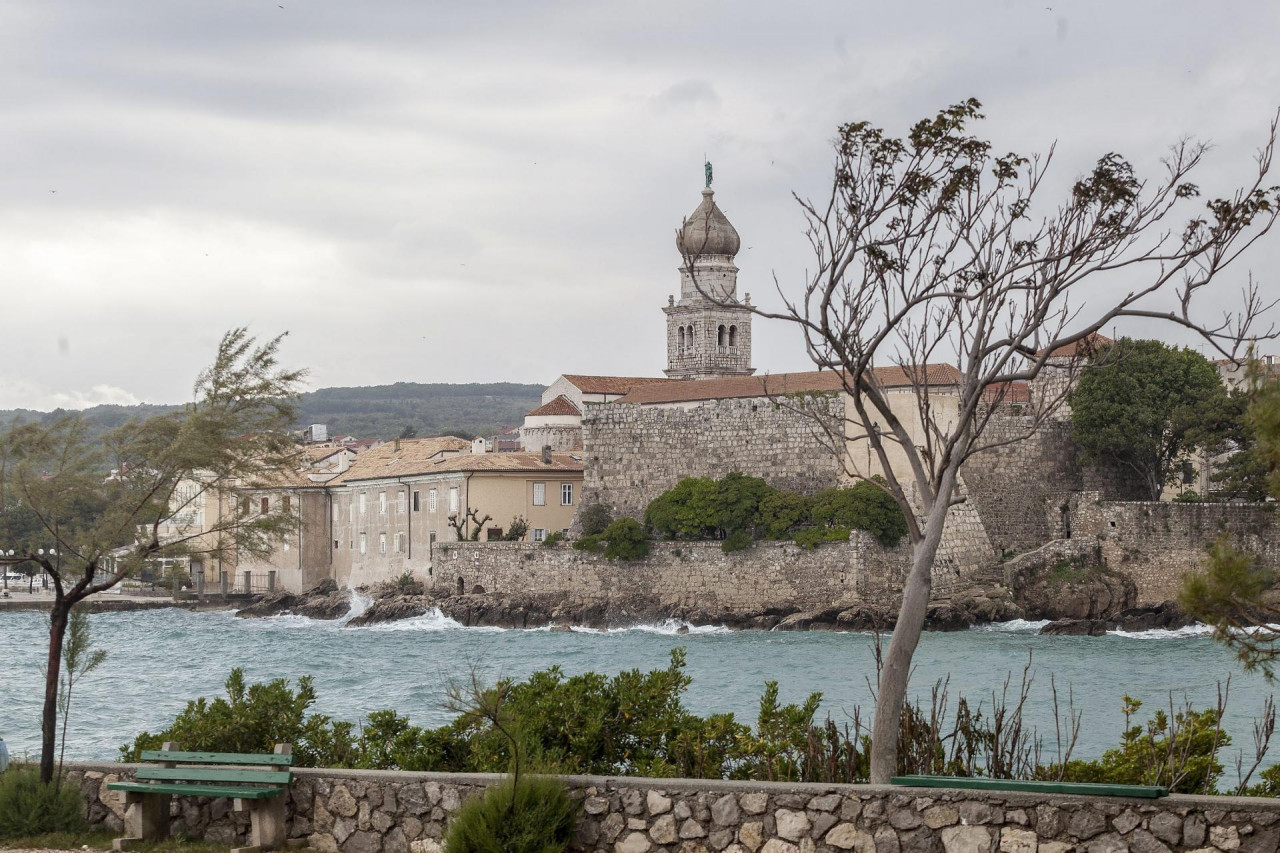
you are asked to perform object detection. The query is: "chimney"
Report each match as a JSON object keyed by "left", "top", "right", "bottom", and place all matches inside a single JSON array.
[
  {"left": 542, "top": 445, "right": 552, "bottom": 465},
  {"left": 393, "top": 438, "right": 400, "bottom": 452}
]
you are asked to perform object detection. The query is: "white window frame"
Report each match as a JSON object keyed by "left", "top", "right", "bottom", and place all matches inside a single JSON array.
[
  {"left": 428, "top": 488, "right": 437, "bottom": 512},
  {"left": 561, "top": 483, "right": 573, "bottom": 506},
  {"left": 379, "top": 532, "right": 387, "bottom": 555},
  {"left": 379, "top": 491, "right": 387, "bottom": 514},
  {"left": 359, "top": 493, "right": 367, "bottom": 515},
  {"left": 397, "top": 491, "right": 406, "bottom": 514},
  {"left": 449, "top": 486, "right": 459, "bottom": 513},
  {"left": 532, "top": 528, "right": 547, "bottom": 542},
  {"left": 533, "top": 482, "right": 546, "bottom": 506},
  {"left": 359, "top": 532, "right": 366, "bottom": 555},
  {"left": 394, "top": 532, "right": 403, "bottom": 553}
]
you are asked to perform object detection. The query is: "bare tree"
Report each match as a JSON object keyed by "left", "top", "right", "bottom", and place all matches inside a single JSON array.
[
  {"left": 682, "top": 99, "right": 1280, "bottom": 782},
  {"left": 0, "top": 328, "right": 304, "bottom": 784}
]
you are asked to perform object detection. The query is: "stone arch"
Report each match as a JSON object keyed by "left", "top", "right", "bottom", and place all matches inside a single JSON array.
[
  {"left": 717, "top": 324, "right": 727, "bottom": 346},
  {"left": 729, "top": 325, "right": 737, "bottom": 347},
  {"left": 678, "top": 326, "right": 686, "bottom": 351}
]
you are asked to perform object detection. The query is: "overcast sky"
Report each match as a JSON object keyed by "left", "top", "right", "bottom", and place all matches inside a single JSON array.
[{"left": 3, "top": 1, "right": 1280, "bottom": 410}]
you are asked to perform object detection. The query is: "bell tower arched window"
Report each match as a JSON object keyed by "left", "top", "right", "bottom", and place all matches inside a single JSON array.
[
  {"left": 717, "top": 325, "right": 726, "bottom": 346},
  {"left": 678, "top": 326, "right": 686, "bottom": 352},
  {"left": 728, "top": 325, "right": 737, "bottom": 347}
]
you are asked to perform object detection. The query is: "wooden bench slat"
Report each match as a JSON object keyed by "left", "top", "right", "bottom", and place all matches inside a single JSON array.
[
  {"left": 137, "top": 750, "right": 293, "bottom": 766},
  {"left": 890, "top": 776, "right": 1168, "bottom": 799},
  {"left": 106, "top": 781, "right": 284, "bottom": 799},
  {"left": 135, "top": 767, "right": 292, "bottom": 785}
]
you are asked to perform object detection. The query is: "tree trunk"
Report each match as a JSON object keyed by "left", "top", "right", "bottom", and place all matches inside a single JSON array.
[
  {"left": 41, "top": 598, "right": 69, "bottom": 784},
  {"left": 867, "top": 469, "right": 955, "bottom": 784}
]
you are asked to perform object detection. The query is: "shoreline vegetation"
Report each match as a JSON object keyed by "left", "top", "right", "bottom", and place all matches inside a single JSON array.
[{"left": 116, "top": 654, "right": 1280, "bottom": 798}]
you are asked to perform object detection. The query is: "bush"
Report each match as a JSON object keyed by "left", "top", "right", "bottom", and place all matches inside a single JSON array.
[
  {"left": 0, "top": 766, "right": 86, "bottom": 839},
  {"left": 1174, "top": 490, "right": 1204, "bottom": 503},
  {"left": 578, "top": 502, "right": 613, "bottom": 537},
  {"left": 443, "top": 776, "right": 576, "bottom": 853},
  {"left": 504, "top": 516, "right": 530, "bottom": 541},
  {"left": 810, "top": 479, "right": 909, "bottom": 546},
  {"left": 793, "top": 525, "right": 851, "bottom": 549},
  {"left": 644, "top": 477, "right": 720, "bottom": 539},
  {"left": 601, "top": 518, "right": 650, "bottom": 560},
  {"left": 542, "top": 531, "right": 565, "bottom": 547},
  {"left": 721, "top": 529, "right": 753, "bottom": 553},
  {"left": 572, "top": 534, "right": 602, "bottom": 553}
]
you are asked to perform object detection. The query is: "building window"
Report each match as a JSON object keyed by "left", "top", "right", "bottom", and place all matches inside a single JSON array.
[
  {"left": 283, "top": 495, "right": 291, "bottom": 513},
  {"left": 359, "top": 532, "right": 366, "bottom": 555},
  {"left": 240, "top": 497, "right": 250, "bottom": 516},
  {"left": 359, "top": 493, "right": 367, "bottom": 515},
  {"left": 379, "top": 491, "right": 387, "bottom": 514},
  {"left": 448, "top": 487, "right": 459, "bottom": 513},
  {"left": 561, "top": 483, "right": 573, "bottom": 506},
  {"left": 678, "top": 326, "right": 685, "bottom": 351},
  {"left": 394, "top": 532, "right": 403, "bottom": 553},
  {"left": 333, "top": 539, "right": 339, "bottom": 550},
  {"left": 717, "top": 324, "right": 726, "bottom": 346},
  {"left": 533, "top": 482, "right": 546, "bottom": 506},
  {"left": 729, "top": 325, "right": 737, "bottom": 347},
  {"left": 532, "top": 528, "right": 547, "bottom": 542},
  {"left": 429, "top": 488, "right": 437, "bottom": 512},
  {"left": 260, "top": 497, "right": 269, "bottom": 514},
  {"left": 398, "top": 491, "right": 406, "bottom": 514},
  {"left": 412, "top": 490, "right": 420, "bottom": 512},
  {"left": 379, "top": 533, "right": 387, "bottom": 554},
  {"left": 486, "top": 527, "right": 503, "bottom": 541}
]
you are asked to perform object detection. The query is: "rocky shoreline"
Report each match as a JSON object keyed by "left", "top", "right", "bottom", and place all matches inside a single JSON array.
[{"left": 234, "top": 575, "right": 1194, "bottom": 635}]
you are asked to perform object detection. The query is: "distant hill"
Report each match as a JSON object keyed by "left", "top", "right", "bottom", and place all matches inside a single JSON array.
[{"left": 0, "top": 382, "right": 544, "bottom": 443}]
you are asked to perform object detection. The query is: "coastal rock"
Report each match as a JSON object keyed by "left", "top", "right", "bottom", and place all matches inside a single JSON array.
[
  {"left": 347, "top": 597, "right": 430, "bottom": 627},
  {"left": 237, "top": 579, "right": 351, "bottom": 620}
]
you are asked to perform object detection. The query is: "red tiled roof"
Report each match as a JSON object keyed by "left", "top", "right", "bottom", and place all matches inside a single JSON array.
[
  {"left": 561, "top": 375, "right": 673, "bottom": 395},
  {"left": 526, "top": 395, "right": 581, "bottom": 417},
  {"left": 614, "top": 365, "right": 964, "bottom": 405},
  {"left": 329, "top": 437, "right": 472, "bottom": 484},
  {"left": 427, "top": 452, "right": 584, "bottom": 474},
  {"left": 1039, "top": 333, "right": 1113, "bottom": 359},
  {"left": 981, "top": 381, "right": 1031, "bottom": 404}
]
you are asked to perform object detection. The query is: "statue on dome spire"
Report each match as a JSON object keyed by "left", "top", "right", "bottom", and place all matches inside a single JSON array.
[{"left": 704, "top": 160, "right": 713, "bottom": 189}]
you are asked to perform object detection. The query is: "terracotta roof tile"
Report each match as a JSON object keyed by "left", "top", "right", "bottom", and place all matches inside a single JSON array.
[
  {"left": 614, "top": 365, "right": 963, "bottom": 405},
  {"left": 1039, "top": 333, "right": 1113, "bottom": 359},
  {"left": 561, "top": 375, "right": 673, "bottom": 395},
  {"left": 526, "top": 395, "right": 581, "bottom": 417},
  {"left": 328, "top": 436, "right": 472, "bottom": 484},
  {"left": 427, "top": 452, "right": 584, "bottom": 474}
]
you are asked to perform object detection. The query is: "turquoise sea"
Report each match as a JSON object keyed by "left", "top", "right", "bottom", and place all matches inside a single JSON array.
[{"left": 0, "top": 599, "right": 1269, "bottom": 775}]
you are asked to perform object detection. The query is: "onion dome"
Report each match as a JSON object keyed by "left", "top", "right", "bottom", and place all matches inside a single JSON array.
[{"left": 676, "top": 188, "right": 741, "bottom": 257}]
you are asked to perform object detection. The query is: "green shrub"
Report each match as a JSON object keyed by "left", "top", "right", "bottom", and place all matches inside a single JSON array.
[
  {"left": 810, "top": 479, "right": 908, "bottom": 546},
  {"left": 572, "top": 534, "right": 602, "bottom": 553},
  {"left": 721, "top": 530, "right": 753, "bottom": 553},
  {"left": 1174, "top": 490, "right": 1204, "bottom": 503},
  {"left": 443, "top": 776, "right": 576, "bottom": 853},
  {"left": 578, "top": 502, "right": 613, "bottom": 537},
  {"left": 0, "top": 766, "right": 86, "bottom": 839},
  {"left": 758, "top": 491, "right": 812, "bottom": 539},
  {"left": 542, "top": 531, "right": 565, "bottom": 547},
  {"left": 793, "top": 525, "right": 851, "bottom": 549},
  {"left": 503, "top": 516, "right": 529, "bottom": 541},
  {"left": 601, "top": 518, "right": 650, "bottom": 560},
  {"left": 644, "top": 476, "right": 720, "bottom": 539}
]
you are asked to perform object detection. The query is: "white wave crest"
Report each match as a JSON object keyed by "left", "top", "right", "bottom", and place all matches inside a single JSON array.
[
  {"left": 339, "top": 586, "right": 374, "bottom": 624},
  {"left": 1107, "top": 623, "right": 1215, "bottom": 639},
  {"left": 359, "top": 608, "right": 504, "bottom": 633},
  {"left": 971, "top": 619, "right": 1051, "bottom": 633},
  {"left": 608, "top": 619, "right": 733, "bottom": 636}
]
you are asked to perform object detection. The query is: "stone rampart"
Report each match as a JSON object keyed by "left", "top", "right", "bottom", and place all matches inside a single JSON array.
[
  {"left": 433, "top": 537, "right": 918, "bottom": 619},
  {"left": 581, "top": 398, "right": 844, "bottom": 521},
  {"left": 67, "top": 762, "right": 1280, "bottom": 853},
  {"left": 1075, "top": 496, "right": 1280, "bottom": 604}
]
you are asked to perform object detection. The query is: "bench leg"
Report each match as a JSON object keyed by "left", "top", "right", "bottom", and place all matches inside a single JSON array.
[
  {"left": 245, "top": 797, "right": 287, "bottom": 852},
  {"left": 117, "top": 792, "right": 170, "bottom": 848}
]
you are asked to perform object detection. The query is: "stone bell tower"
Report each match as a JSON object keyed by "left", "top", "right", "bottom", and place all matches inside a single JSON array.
[{"left": 664, "top": 173, "right": 754, "bottom": 380}]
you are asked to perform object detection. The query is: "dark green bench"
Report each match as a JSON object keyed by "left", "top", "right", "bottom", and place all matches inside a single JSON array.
[
  {"left": 107, "top": 742, "right": 294, "bottom": 852},
  {"left": 892, "top": 775, "right": 1168, "bottom": 798}
]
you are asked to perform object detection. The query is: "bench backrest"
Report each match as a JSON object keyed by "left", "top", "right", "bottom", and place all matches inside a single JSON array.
[{"left": 136, "top": 745, "right": 293, "bottom": 789}]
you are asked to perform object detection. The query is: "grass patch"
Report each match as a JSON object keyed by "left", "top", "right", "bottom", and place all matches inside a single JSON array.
[
  {"left": 0, "top": 831, "right": 237, "bottom": 853},
  {"left": 1047, "top": 555, "right": 1100, "bottom": 586}
]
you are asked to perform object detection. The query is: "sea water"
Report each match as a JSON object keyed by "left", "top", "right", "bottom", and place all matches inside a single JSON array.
[{"left": 0, "top": 605, "right": 1267, "bottom": 773}]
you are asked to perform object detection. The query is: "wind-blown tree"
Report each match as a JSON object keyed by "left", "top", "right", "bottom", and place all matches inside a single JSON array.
[
  {"left": 683, "top": 100, "right": 1280, "bottom": 781},
  {"left": 1069, "top": 338, "right": 1228, "bottom": 500},
  {"left": 0, "top": 329, "right": 304, "bottom": 784}
]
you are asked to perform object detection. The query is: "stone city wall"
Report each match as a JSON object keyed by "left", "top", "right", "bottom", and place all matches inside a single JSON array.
[
  {"left": 433, "top": 537, "right": 921, "bottom": 617},
  {"left": 581, "top": 398, "right": 845, "bottom": 521},
  {"left": 68, "top": 763, "right": 1280, "bottom": 853},
  {"left": 1074, "top": 495, "right": 1280, "bottom": 604}
]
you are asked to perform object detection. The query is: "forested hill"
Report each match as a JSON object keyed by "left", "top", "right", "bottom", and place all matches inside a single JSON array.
[{"left": 0, "top": 382, "right": 544, "bottom": 442}]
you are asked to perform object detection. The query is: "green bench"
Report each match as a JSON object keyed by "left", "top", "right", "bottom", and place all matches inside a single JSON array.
[
  {"left": 107, "top": 743, "right": 294, "bottom": 852},
  {"left": 891, "top": 775, "right": 1168, "bottom": 799}
]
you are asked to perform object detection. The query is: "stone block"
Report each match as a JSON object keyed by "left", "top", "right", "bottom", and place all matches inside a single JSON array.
[
  {"left": 740, "top": 822, "right": 764, "bottom": 852},
  {"left": 1086, "top": 833, "right": 1128, "bottom": 853},
  {"left": 941, "top": 825, "right": 993, "bottom": 853},
  {"left": 1183, "top": 815, "right": 1207, "bottom": 848},
  {"left": 776, "top": 809, "right": 812, "bottom": 841},
  {"left": 740, "top": 793, "right": 769, "bottom": 815},
  {"left": 649, "top": 790, "right": 673, "bottom": 815},
  {"left": 761, "top": 841, "right": 799, "bottom": 853},
  {"left": 926, "top": 806, "right": 960, "bottom": 829},
  {"left": 682, "top": 818, "right": 708, "bottom": 839},
  {"left": 1212, "top": 826, "right": 1243, "bottom": 851},
  {"left": 1114, "top": 811, "right": 1141, "bottom": 836},
  {"left": 617, "top": 831, "right": 652, "bottom": 853},
  {"left": 809, "top": 794, "right": 843, "bottom": 812},
  {"left": 1069, "top": 810, "right": 1108, "bottom": 841},
  {"left": 1128, "top": 829, "right": 1171, "bottom": 853},
  {"left": 999, "top": 827, "right": 1037, "bottom": 853},
  {"left": 712, "top": 794, "right": 740, "bottom": 826},
  {"left": 651, "top": 815, "right": 679, "bottom": 844}
]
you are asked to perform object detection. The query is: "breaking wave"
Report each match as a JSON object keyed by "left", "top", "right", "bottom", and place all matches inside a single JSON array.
[{"left": 970, "top": 619, "right": 1051, "bottom": 633}]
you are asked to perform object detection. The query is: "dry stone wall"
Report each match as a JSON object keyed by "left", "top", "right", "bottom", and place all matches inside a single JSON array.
[
  {"left": 68, "top": 763, "right": 1280, "bottom": 853},
  {"left": 1074, "top": 496, "right": 1280, "bottom": 604}
]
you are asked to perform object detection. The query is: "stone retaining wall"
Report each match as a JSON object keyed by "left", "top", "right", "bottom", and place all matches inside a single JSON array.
[
  {"left": 67, "top": 763, "right": 1280, "bottom": 853},
  {"left": 1073, "top": 496, "right": 1280, "bottom": 604}
]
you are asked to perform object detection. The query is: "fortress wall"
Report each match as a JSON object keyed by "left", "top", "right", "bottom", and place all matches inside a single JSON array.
[{"left": 1074, "top": 495, "right": 1280, "bottom": 604}]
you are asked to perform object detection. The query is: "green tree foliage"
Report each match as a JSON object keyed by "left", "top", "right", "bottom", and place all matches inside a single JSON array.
[
  {"left": 1181, "top": 539, "right": 1280, "bottom": 677},
  {"left": 643, "top": 477, "right": 720, "bottom": 540},
  {"left": 56, "top": 611, "right": 107, "bottom": 785},
  {"left": 576, "top": 502, "right": 613, "bottom": 537},
  {"left": 503, "top": 516, "right": 529, "bottom": 541},
  {"left": 600, "top": 518, "right": 649, "bottom": 560},
  {"left": 1070, "top": 339, "right": 1228, "bottom": 500},
  {"left": 0, "top": 766, "right": 86, "bottom": 839},
  {"left": 443, "top": 776, "right": 577, "bottom": 853},
  {"left": 810, "top": 479, "right": 909, "bottom": 547}
]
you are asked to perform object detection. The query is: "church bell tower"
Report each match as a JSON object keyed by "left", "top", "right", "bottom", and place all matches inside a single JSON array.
[{"left": 663, "top": 170, "right": 754, "bottom": 380}]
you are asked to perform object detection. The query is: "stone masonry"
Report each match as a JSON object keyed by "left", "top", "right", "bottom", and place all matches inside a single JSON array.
[{"left": 68, "top": 763, "right": 1280, "bottom": 853}]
